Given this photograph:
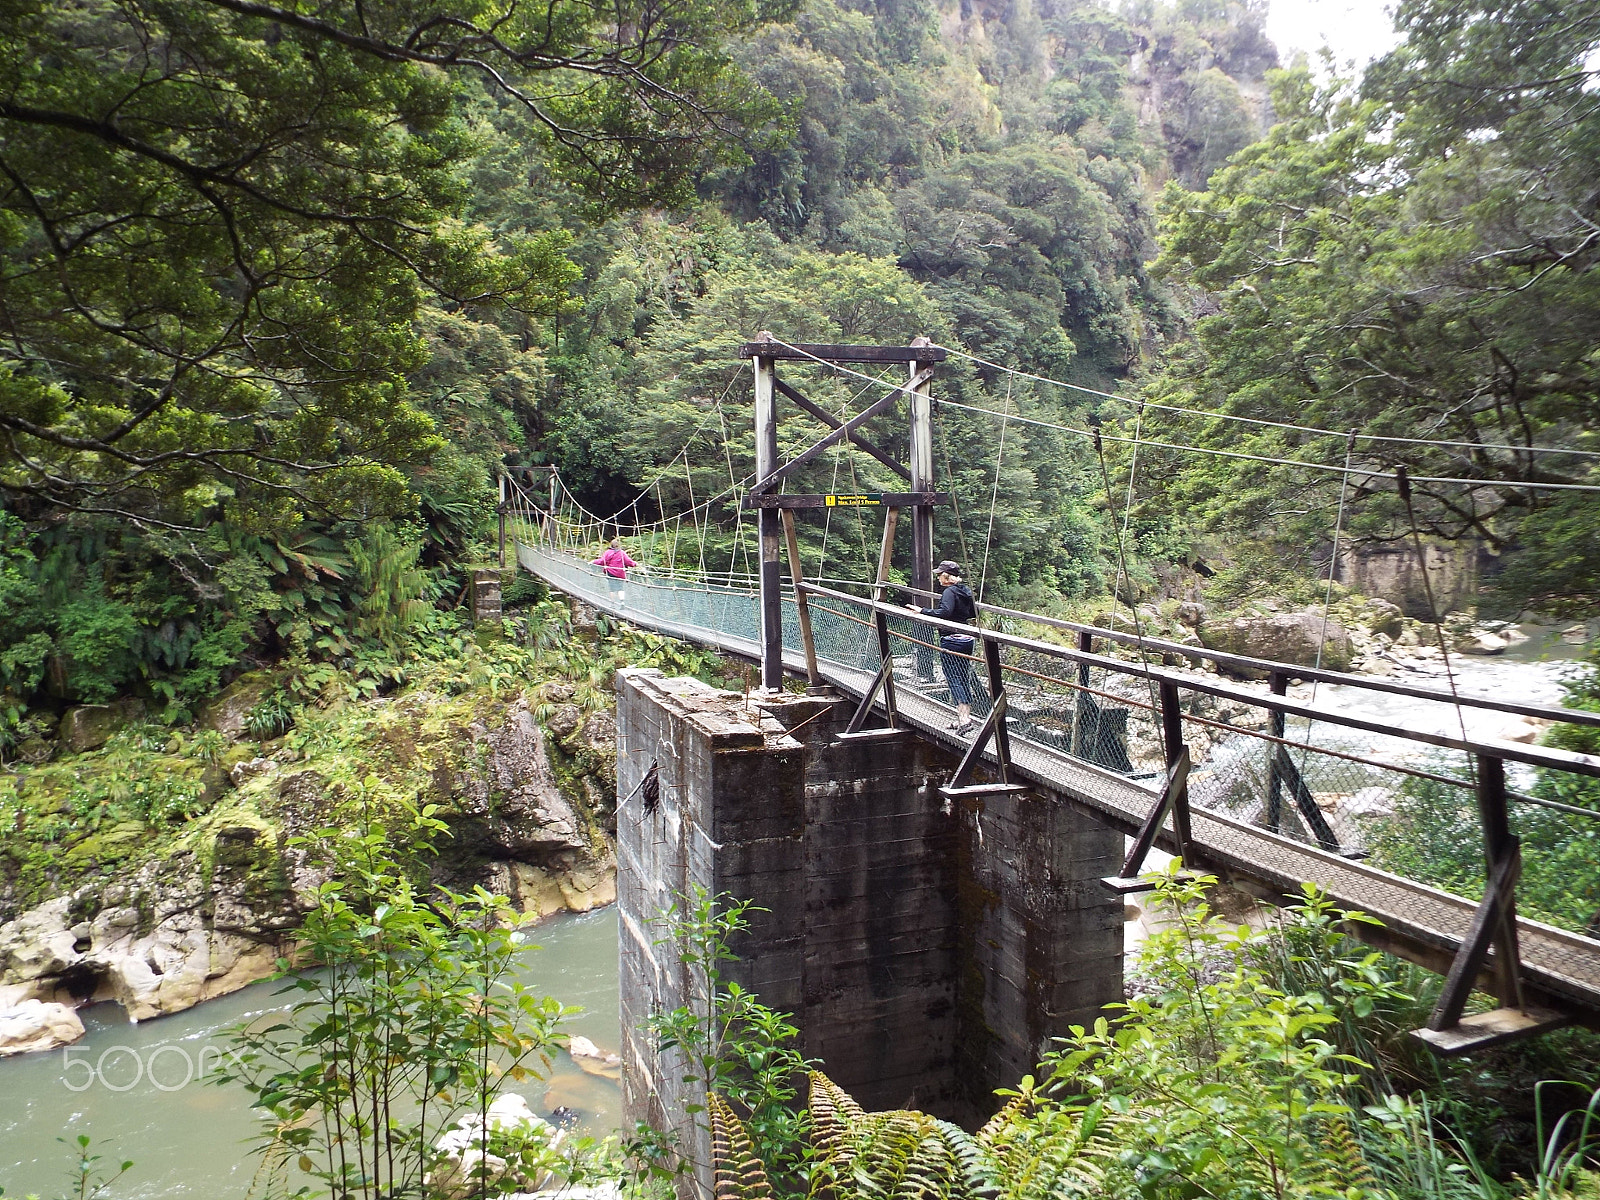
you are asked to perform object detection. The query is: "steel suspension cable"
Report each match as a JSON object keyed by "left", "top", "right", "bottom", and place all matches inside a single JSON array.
[
  {"left": 932, "top": 342, "right": 1600, "bottom": 461},
  {"left": 976, "top": 373, "right": 1012, "bottom": 604}
]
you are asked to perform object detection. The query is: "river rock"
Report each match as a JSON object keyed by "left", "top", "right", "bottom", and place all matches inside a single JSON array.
[
  {"left": 1498, "top": 717, "right": 1552, "bottom": 744},
  {"left": 59, "top": 700, "right": 146, "bottom": 753},
  {"left": 1456, "top": 629, "right": 1508, "bottom": 655},
  {"left": 1561, "top": 623, "right": 1591, "bottom": 645},
  {"left": 1361, "top": 598, "right": 1405, "bottom": 637},
  {"left": 0, "top": 997, "right": 85, "bottom": 1055},
  {"left": 1200, "top": 611, "right": 1353, "bottom": 676},
  {"left": 199, "top": 672, "right": 275, "bottom": 740},
  {"left": 0, "top": 830, "right": 295, "bottom": 1022}
]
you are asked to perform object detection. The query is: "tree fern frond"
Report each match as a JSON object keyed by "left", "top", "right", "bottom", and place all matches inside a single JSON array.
[
  {"left": 974, "top": 1092, "right": 1115, "bottom": 1200},
  {"left": 709, "top": 1092, "right": 776, "bottom": 1200},
  {"left": 807, "top": 1073, "right": 976, "bottom": 1200},
  {"left": 810, "top": 1070, "right": 867, "bottom": 1159}
]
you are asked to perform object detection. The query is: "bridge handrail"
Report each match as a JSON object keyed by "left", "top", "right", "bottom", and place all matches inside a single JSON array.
[
  {"left": 972, "top": 598, "right": 1600, "bottom": 730},
  {"left": 797, "top": 581, "right": 1600, "bottom": 781},
  {"left": 865, "top": 584, "right": 1600, "bottom": 732}
]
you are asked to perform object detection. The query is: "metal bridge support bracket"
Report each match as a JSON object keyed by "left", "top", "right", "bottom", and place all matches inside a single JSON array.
[
  {"left": 1415, "top": 754, "right": 1568, "bottom": 1055},
  {"left": 945, "top": 636, "right": 1011, "bottom": 789},
  {"left": 1102, "top": 749, "right": 1191, "bottom": 894}
]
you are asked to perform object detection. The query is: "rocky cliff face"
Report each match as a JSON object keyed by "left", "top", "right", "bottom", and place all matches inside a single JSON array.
[{"left": 0, "top": 680, "right": 618, "bottom": 1055}]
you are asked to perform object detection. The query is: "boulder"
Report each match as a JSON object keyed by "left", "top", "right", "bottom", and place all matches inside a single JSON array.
[
  {"left": 448, "top": 701, "right": 589, "bottom": 857},
  {"left": 1561, "top": 623, "right": 1591, "bottom": 645},
  {"left": 1200, "top": 611, "right": 1353, "bottom": 676},
  {"left": 0, "top": 998, "right": 85, "bottom": 1056},
  {"left": 59, "top": 699, "right": 146, "bottom": 753},
  {"left": 1362, "top": 598, "right": 1404, "bottom": 637},
  {"left": 1457, "top": 630, "right": 1508, "bottom": 655},
  {"left": 199, "top": 672, "right": 275, "bottom": 740}
]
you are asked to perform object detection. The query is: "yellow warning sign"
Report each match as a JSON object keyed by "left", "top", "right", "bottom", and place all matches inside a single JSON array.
[{"left": 824, "top": 494, "right": 883, "bottom": 507}]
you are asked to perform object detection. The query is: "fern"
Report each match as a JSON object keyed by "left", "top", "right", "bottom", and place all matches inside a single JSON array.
[
  {"left": 710, "top": 1093, "right": 777, "bottom": 1200},
  {"left": 806, "top": 1073, "right": 976, "bottom": 1200},
  {"left": 973, "top": 1083, "right": 1112, "bottom": 1200}
]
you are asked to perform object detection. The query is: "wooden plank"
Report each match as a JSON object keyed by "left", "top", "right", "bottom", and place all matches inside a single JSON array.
[
  {"left": 781, "top": 508, "right": 821, "bottom": 686},
  {"left": 773, "top": 379, "right": 911, "bottom": 480},
  {"left": 747, "top": 492, "right": 948, "bottom": 509},
  {"left": 1413, "top": 1005, "right": 1569, "bottom": 1055},
  {"left": 741, "top": 342, "right": 948, "bottom": 363}
]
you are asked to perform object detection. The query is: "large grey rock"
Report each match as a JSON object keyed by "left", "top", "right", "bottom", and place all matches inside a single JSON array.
[
  {"left": 199, "top": 672, "right": 275, "bottom": 740},
  {"left": 450, "top": 701, "right": 588, "bottom": 856},
  {"left": 1201, "top": 611, "right": 1353, "bottom": 676},
  {"left": 59, "top": 699, "right": 146, "bottom": 753}
]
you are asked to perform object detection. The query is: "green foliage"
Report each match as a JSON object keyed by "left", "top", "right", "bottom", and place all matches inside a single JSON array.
[
  {"left": 215, "top": 808, "right": 577, "bottom": 1200},
  {"left": 1143, "top": 3, "right": 1600, "bottom": 603},
  {"left": 651, "top": 887, "right": 816, "bottom": 1194},
  {"left": 0, "top": 0, "right": 790, "bottom": 531},
  {"left": 1366, "top": 764, "right": 1600, "bottom": 936}
]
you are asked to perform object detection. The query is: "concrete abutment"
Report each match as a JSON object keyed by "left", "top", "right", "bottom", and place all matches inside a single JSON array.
[{"left": 615, "top": 668, "right": 1122, "bottom": 1179}]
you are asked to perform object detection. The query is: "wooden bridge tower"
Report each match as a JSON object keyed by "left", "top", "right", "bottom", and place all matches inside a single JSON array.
[{"left": 741, "top": 333, "right": 948, "bottom": 689}]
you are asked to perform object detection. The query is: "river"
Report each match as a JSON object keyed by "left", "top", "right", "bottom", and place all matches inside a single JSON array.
[{"left": 0, "top": 907, "right": 622, "bottom": 1200}]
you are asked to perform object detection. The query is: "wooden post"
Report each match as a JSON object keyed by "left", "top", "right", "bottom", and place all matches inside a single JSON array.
[
  {"left": 1266, "top": 671, "right": 1289, "bottom": 831},
  {"left": 1476, "top": 755, "right": 1525, "bottom": 1009},
  {"left": 781, "top": 509, "right": 821, "bottom": 686},
  {"left": 873, "top": 507, "right": 901, "bottom": 602},
  {"left": 497, "top": 472, "right": 507, "bottom": 568},
  {"left": 907, "top": 337, "right": 935, "bottom": 610},
  {"left": 754, "top": 347, "right": 783, "bottom": 690},
  {"left": 1070, "top": 630, "right": 1093, "bottom": 757},
  {"left": 548, "top": 468, "right": 559, "bottom": 546},
  {"left": 984, "top": 636, "right": 1010, "bottom": 784},
  {"left": 1158, "top": 680, "right": 1190, "bottom": 856}
]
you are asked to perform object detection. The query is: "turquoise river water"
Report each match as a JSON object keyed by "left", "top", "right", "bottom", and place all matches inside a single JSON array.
[{"left": 0, "top": 906, "right": 621, "bottom": 1199}]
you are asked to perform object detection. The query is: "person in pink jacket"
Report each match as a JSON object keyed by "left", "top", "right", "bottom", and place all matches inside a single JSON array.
[{"left": 592, "top": 538, "right": 639, "bottom": 604}]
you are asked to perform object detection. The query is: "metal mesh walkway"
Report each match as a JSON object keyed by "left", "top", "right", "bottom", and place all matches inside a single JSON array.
[{"left": 516, "top": 542, "right": 1600, "bottom": 1014}]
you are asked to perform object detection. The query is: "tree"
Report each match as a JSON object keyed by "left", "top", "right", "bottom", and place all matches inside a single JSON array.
[
  {"left": 1145, "top": 38, "right": 1600, "bottom": 596},
  {"left": 0, "top": 0, "right": 789, "bottom": 533}
]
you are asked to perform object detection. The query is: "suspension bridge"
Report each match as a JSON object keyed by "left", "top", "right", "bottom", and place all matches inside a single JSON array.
[{"left": 501, "top": 336, "right": 1600, "bottom": 1055}]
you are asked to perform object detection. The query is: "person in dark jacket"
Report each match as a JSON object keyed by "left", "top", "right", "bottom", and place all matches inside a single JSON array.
[{"left": 906, "top": 559, "right": 979, "bottom": 734}]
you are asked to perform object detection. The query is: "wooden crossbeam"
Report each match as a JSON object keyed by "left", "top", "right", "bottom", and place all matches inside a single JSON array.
[
  {"left": 774, "top": 379, "right": 910, "bottom": 480},
  {"left": 745, "top": 492, "right": 947, "bottom": 509},
  {"left": 749, "top": 369, "right": 934, "bottom": 495},
  {"left": 741, "top": 342, "right": 947, "bottom": 363}
]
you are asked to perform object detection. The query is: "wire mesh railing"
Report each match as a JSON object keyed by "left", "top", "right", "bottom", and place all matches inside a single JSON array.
[{"left": 509, "top": 521, "right": 1600, "bottom": 1031}]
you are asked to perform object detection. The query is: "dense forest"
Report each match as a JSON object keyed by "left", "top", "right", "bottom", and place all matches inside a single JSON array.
[{"left": 0, "top": 0, "right": 1596, "bottom": 734}]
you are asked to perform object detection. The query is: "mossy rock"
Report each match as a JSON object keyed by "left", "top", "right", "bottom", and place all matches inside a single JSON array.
[{"left": 199, "top": 671, "right": 277, "bottom": 740}]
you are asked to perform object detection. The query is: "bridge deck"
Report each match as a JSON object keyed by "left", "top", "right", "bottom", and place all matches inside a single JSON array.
[{"left": 516, "top": 542, "right": 1600, "bottom": 1017}]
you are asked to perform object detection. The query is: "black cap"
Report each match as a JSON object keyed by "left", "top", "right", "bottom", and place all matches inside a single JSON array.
[{"left": 935, "top": 560, "right": 963, "bottom": 578}]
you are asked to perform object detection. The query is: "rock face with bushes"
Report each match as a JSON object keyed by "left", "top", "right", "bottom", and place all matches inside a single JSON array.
[{"left": 0, "top": 652, "right": 621, "bottom": 1053}]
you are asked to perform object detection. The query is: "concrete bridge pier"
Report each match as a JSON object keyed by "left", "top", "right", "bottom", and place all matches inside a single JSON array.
[{"left": 615, "top": 668, "right": 1123, "bottom": 1173}]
